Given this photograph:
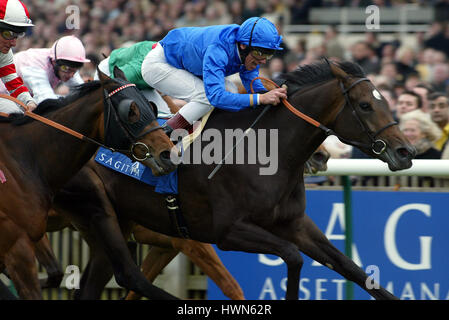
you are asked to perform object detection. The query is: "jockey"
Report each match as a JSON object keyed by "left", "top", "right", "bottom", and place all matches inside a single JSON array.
[
  {"left": 95, "top": 41, "right": 177, "bottom": 118},
  {"left": 0, "top": 35, "right": 90, "bottom": 104},
  {"left": 0, "top": 0, "right": 36, "bottom": 114},
  {"left": 141, "top": 17, "right": 287, "bottom": 135}
]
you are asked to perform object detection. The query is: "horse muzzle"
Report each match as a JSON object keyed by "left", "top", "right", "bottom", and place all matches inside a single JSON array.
[{"left": 383, "top": 143, "right": 416, "bottom": 171}]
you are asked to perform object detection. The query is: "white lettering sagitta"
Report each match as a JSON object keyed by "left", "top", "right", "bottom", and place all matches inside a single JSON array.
[{"left": 130, "top": 162, "right": 140, "bottom": 177}]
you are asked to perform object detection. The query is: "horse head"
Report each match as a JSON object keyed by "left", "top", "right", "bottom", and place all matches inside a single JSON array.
[
  {"left": 323, "top": 60, "right": 416, "bottom": 171},
  {"left": 304, "top": 144, "right": 330, "bottom": 174},
  {"left": 97, "top": 67, "right": 177, "bottom": 176}
]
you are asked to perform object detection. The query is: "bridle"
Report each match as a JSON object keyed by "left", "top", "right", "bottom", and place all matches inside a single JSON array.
[
  {"left": 250, "top": 75, "right": 398, "bottom": 156},
  {"left": 332, "top": 77, "right": 398, "bottom": 155},
  {"left": 0, "top": 81, "right": 163, "bottom": 161},
  {"left": 210, "top": 74, "right": 397, "bottom": 179},
  {"left": 210, "top": 72, "right": 398, "bottom": 180},
  {"left": 103, "top": 82, "right": 163, "bottom": 161}
]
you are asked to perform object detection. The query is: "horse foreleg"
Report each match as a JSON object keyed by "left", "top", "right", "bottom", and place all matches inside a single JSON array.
[
  {"left": 290, "top": 214, "right": 397, "bottom": 300},
  {"left": 4, "top": 236, "right": 42, "bottom": 299},
  {"left": 91, "top": 214, "right": 178, "bottom": 300},
  {"left": 217, "top": 220, "right": 302, "bottom": 300},
  {"left": 74, "top": 248, "right": 113, "bottom": 300},
  {"left": 75, "top": 223, "right": 136, "bottom": 299},
  {"left": 128, "top": 225, "right": 244, "bottom": 300},
  {"left": 35, "top": 234, "right": 64, "bottom": 288},
  {"left": 125, "top": 245, "right": 178, "bottom": 300},
  {"left": 172, "top": 238, "right": 245, "bottom": 300}
]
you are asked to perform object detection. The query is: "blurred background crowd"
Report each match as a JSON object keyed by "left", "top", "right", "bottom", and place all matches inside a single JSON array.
[{"left": 17, "top": 0, "right": 449, "bottom": 166}]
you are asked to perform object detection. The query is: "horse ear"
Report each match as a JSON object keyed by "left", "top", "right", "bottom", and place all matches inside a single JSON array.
[
  {"left": 113, "top": 66, "right": 128, "bottom": 81},
  {"left": 97, "top": 67, "right": 111, "bottom": 83},
  {"left": 328, "top": 61, "right": 349, "bottom": 80}
]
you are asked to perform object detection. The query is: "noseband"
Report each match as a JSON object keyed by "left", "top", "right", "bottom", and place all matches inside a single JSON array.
[
  {"left": 104, "top": 83, "right": 163, "bottom": 161},
  {"left": 335, "top": 77, "right": 398, "bottom": 155}
]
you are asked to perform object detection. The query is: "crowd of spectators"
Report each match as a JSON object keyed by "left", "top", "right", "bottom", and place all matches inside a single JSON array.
[
  {"left": 18, "top": 1, "right": 449, "bottom": 61},
  {"left": 14, "top": 1, "right": 449, "bottom": 174},
  {"left": 313, "top": 22, "right": 449, "bottom": 163}
]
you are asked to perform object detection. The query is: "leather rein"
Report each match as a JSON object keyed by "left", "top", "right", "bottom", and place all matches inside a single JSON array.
[
  {"left": 0, "top": 84, "right": 161, "bottom": 161},
  {"left": 251, "top": 76, "right": 397, "bottom": 155}
]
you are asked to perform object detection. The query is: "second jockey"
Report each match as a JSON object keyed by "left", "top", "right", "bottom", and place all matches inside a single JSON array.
[{"left": 0, "top": 35, "right": 90, "bottom": 104}]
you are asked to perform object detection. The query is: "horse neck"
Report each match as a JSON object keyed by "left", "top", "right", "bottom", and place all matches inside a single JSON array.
[
  {"left": 9, "top": 90, "right": 105, "bottom": 194},
  {"left": 275, "top": 79, "right": 344, "bottom": 170}
]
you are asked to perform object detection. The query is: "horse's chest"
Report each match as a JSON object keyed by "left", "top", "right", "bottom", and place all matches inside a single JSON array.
[
  {"left": 273, "top": 180, "right": 306, "bottom": 217},
  {"left": 274, "top": 195, "right": 305, "bottom": 219}
]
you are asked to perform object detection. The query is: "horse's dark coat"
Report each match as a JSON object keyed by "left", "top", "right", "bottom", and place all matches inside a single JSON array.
[
  {"left": 51, "top": 60, "right": 415, "bottom": 300},
  {"left": 0, "top": 70, "right": 176, "bottom": 300}
]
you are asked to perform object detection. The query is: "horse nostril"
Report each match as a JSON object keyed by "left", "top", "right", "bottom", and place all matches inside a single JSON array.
[
  {"left": 396, "top": 147, "right": 414, "bottom": 159},
  {"left": 313, "top": 153, "right": 324, "bottom": 162},
  {"left": 160, "top": 150, "right": 171, "bottom": 161},
  {"left": 161, "top": 150, "right": 179, "bottom": 166}
]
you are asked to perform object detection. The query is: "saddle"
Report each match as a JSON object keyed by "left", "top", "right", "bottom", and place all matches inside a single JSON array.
[{"left": 177, "top": 108, "right": 214, "bottom": 150}]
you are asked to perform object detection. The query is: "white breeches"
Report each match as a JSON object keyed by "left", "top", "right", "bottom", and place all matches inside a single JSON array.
[{"left": 141, "top": 43, "right": 237, "bottom": 124}]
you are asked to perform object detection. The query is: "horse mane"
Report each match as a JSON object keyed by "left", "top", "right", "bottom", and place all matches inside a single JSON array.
[
  {"left": 0, "top": 80, "right": 109, "bottom": 125},
  {"left": 279, "top": 60, "right": 366, "bottom": 92}
]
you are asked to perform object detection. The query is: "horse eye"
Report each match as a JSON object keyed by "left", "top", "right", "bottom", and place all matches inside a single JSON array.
[
  {"left": 127, "top": 102, "right": 141, "bottom": 124},
  {"left": 359, "top": 102, "right": 372, "bottom": 111}
]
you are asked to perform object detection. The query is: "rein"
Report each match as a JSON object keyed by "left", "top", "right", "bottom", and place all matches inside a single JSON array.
[
  {"left": 0, "top": 85, "right": 152, "bottom": 158},
  {"left": 250, "top": 77, "right": 330, "bottom": 133},
  {"left": 209, "top": 74, "right": 394, "bottom": 179},
  {"left": 0, "top": 94, "right": 108, "bottom": 147},
  {"left": 252, "top": 76, "right": 397, "bottom": 155}
]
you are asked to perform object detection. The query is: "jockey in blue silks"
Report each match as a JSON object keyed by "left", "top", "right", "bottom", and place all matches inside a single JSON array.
[{"left": 141, "top": 17, "right": 288, "bottom": 135}]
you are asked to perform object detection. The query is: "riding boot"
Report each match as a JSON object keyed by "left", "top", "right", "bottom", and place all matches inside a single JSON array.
[{"left": 162, "top": 113, "right": 192, "bottom": 139}]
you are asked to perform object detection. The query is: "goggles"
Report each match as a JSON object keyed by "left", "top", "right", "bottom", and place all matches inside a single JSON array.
[
  {"left": 58, "top": 64, "right": 80, "bottom": 74},
  {"left": 0, "top": 29, "right": 25, "bottom": 40},
  {"left": 250, "top": 47, "right": 275, "bottom": 61}
]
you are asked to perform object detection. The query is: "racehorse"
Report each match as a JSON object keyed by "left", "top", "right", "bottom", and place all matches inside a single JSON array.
[
  {"left": 32, "top": 144, "right": 330, "bottom": 299},
  {"left": 125, "top": 145, "right": 330, "bottom": 300},
  {"left": 50, "top": 60, "right": 415, "bottom": 300},
  {"left": 0, "top": 68, "right": 177, "bottom": 300}
]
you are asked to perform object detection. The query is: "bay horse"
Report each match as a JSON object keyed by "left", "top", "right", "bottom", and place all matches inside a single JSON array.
[
  {"left": 0, "top": 68, "right": 177, "bottom": 300},
  {"left": 124, "top": 145, "right": 330, "bottom": 300},
  {"left": 31, "top": 144, "right": 330, "bottom": 298},
  {"left": 49, "top": 60, "right": 415, "bottom": 300}
]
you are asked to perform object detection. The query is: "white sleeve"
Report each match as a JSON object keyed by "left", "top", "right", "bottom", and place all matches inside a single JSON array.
[{"left": 20, "top": 66, "right": 58, "bottom": 104}]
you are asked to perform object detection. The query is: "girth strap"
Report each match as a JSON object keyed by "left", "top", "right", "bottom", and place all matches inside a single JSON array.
[{"left": 165, "top": 194, "right": 190, "bottom": 239}]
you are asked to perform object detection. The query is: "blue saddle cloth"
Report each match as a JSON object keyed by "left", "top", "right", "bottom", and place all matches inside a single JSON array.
[{"left": 94, "top": 119, "right": 178, "bottom": 194}]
